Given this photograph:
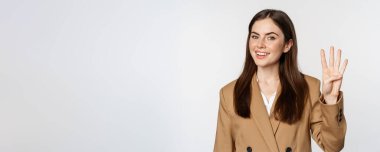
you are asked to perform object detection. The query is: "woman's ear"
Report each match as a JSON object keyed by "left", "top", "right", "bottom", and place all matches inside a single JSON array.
[{"left": 283, "top": 39, "right": 293, "bottom": 53}]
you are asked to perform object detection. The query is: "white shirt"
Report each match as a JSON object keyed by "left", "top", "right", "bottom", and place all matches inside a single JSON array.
[
  {"left": 256, "top": 78, "right": 277, "bottom": 115},
  {"left": 260, "top": 91, "right": 276, "bottom": 115}
]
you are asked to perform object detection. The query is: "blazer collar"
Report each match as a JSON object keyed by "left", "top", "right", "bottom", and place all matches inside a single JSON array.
[
  {"left": 269, "top": 80, "right": 281, "bottom": 136},
  {"left": 251, "top": 73, "right": 281, "bottom": 152}
]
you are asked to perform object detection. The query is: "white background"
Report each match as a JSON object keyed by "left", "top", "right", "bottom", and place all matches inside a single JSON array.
[{"left": 0, "top": 0, "right": 379, "bottom": 151}]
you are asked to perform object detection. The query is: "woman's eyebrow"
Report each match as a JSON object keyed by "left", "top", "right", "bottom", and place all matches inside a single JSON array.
[
  {"left": 251, "top": 31, "right": 260, "bottom": 35},
  {"left": 250, "top": 31, "right": 279, "bottom": 36}
]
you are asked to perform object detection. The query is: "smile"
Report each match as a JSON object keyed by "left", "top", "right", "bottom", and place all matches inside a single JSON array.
[{"left": 255, "top": 51, "right": 270, "bottom": 56}]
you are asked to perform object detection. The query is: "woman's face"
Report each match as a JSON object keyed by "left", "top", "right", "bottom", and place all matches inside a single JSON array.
[{"left": 249, "top": 18, "right": 292, "bottom": 68}]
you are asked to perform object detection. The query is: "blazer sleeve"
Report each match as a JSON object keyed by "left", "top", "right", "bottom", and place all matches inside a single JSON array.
[
  {"left": 310, "top": 80, "right": 347, "bottom": 152},
  {"left": 214, "top": 89, "right": 235, "bottom": 152}
]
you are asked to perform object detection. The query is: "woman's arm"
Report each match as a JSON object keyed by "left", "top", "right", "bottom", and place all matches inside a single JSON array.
[
  {"left": 310, "top": 46, "right": 348, "bottom": 151},
  {"left": 214, "top": 89, "right": 235, "bottom": 152},
  {"left": 310, "top": 84, "right": 347, "bottom": 152}
]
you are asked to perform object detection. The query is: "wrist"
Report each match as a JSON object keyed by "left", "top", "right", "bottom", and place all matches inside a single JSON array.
[{"left": 323, "top": 95, "right": 338, "bottom": 104}]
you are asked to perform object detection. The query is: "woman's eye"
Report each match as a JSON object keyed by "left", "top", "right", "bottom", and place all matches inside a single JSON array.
[
  {"left": 267, "top": 36, "right": 276, "bottom": 40},
  {"left": 251, "top": 35, "right": 259, "bottom": 39}
]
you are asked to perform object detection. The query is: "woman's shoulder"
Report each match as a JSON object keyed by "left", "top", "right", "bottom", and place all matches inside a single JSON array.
[
  {"left": 219, "top": 80, "right": 237, "bottom": 109},
  {"left": 218, "top": 75, "right": 321, "bottom": 100},
  {"left": 220, "top": 79, "right": 237, "bottom": 95},
  {"left": 303, "top": 74, "right": 321, "bottom": 87},
  {"left": 303, "top": 74, "right": 321, "bottom": 101}
]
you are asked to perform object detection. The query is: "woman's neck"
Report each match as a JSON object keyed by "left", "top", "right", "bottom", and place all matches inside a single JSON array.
[{"left": 256, "top": 64, "right": 280, "bottom": 83}]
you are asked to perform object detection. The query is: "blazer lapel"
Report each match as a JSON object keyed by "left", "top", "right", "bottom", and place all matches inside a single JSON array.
[
  {"left": 251, "top": 74, "right": 279, "bottom": 152},
  {"left": 269, "top": 83, "right": 282, "bottom": 135}
]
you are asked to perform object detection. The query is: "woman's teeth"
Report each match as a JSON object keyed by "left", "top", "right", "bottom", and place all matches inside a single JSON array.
[{"left": 256, "top": 52, "right": 269, "bottom": 56}]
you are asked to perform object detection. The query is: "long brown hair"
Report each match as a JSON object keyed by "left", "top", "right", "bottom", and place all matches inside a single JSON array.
[{"left": 233, "top": 9, "right": 309, "bottom": 124}]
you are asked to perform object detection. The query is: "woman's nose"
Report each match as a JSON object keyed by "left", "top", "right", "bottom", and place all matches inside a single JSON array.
[{"left": 257, "top": 38, "right": 265, "bottom": 48}]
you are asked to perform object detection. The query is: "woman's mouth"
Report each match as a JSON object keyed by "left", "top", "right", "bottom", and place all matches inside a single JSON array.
[{"left": 255, "top": 51, "right": 270, "bottom": 59}]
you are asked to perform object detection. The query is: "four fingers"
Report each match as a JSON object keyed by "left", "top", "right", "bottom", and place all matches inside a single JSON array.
[
  {"left": 320, "top": 46, "right": 348, "bottom": 74},
  {"left": 320, "top": 46, "right": 348, "bottom": 97}
]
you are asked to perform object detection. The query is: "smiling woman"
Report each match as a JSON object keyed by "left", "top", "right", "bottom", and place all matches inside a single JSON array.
[{"left": 214, "top": 9, "right": 348, "bottom": 152}]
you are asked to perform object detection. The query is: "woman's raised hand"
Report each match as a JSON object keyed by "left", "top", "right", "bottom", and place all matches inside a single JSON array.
[{"left": 320, "top": 46, "right": 348, "bottom": 104}]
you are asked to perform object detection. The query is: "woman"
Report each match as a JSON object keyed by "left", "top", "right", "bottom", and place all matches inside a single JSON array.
[{"left": 214, "top": 9, "right": 348, "bottom": 152}]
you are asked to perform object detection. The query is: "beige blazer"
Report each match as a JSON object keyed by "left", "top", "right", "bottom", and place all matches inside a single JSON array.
[{"left": 214, "top": 74, "right": 346, "bottom": 152}]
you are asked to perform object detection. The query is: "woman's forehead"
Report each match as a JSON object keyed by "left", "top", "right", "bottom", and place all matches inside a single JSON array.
[{"left": 251, "top": 18, "right": 283, "bottom": 35}]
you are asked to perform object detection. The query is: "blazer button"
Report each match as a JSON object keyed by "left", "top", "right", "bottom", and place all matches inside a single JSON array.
[
  {"left": 338, "top": 109, "right": 343, "bottom": 122},
  {"left": 286, "top": 147, "right": 292, "bottom": 152},
  {"left": 247, "top": 146, "right": 252, "bottom": 152}
]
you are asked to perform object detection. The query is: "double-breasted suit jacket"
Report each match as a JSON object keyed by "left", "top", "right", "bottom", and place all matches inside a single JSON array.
[{"left": 214, "top": 74, "right": 346, "bottom": 152}]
